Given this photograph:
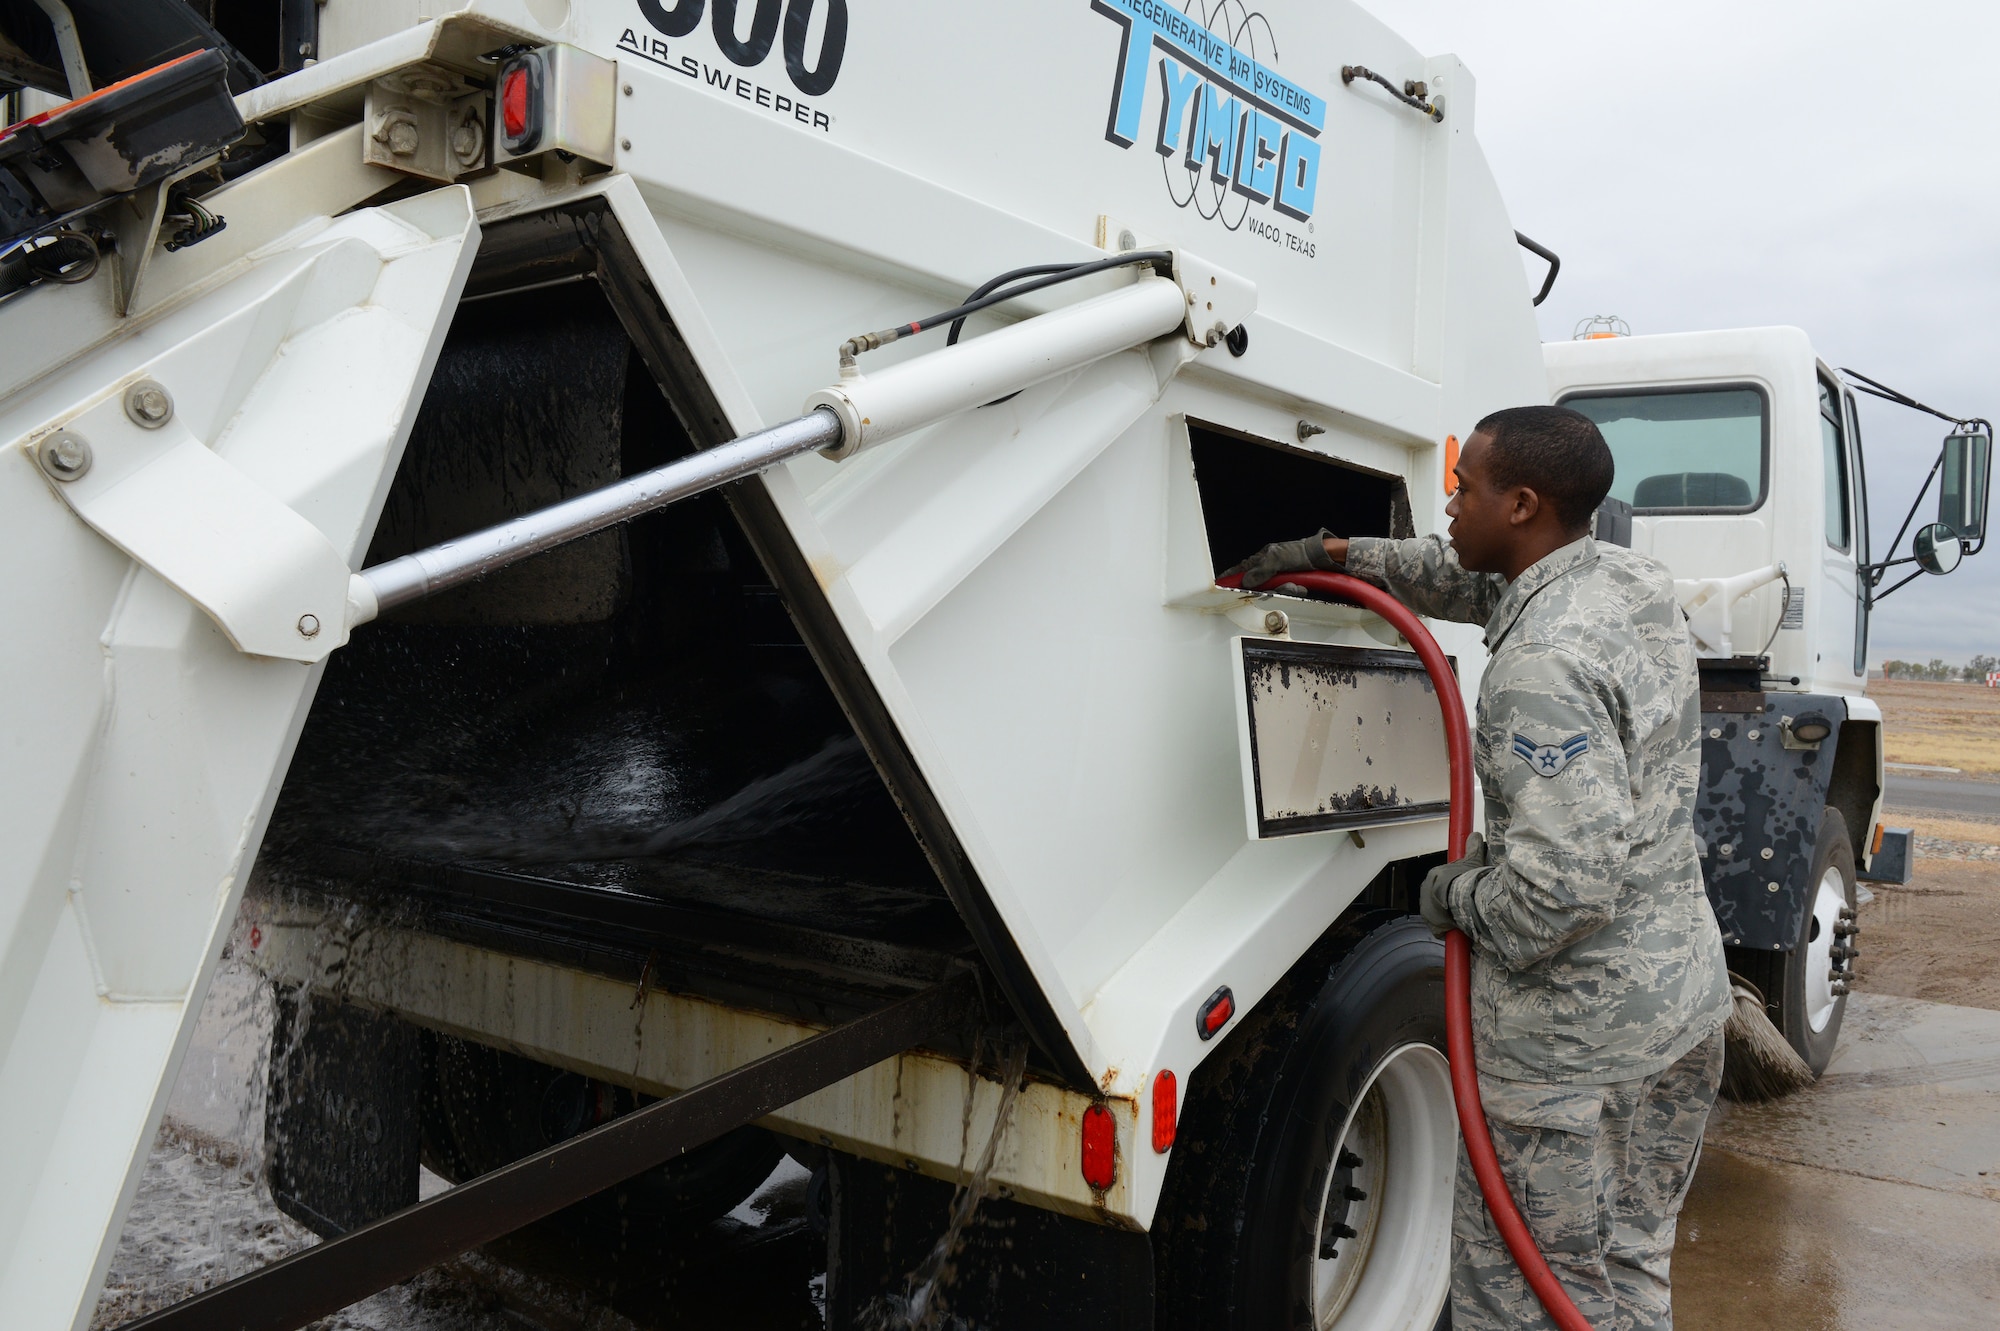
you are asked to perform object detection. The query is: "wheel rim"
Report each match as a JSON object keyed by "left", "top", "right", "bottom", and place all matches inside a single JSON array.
[
  {"left": 1804, "top": 866, "right": 1847, "bottom": 1033},
  {"left": 1309, "top": 1042, "right": 1457, "bottom": 1330}
]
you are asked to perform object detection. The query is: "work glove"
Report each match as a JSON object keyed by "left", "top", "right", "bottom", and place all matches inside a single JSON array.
[
  {"left": 1419, "top": 833, "right": 1487, "bottom": 937},
  {"left": 1223, "top": 529, "right": 1339, "bottom": 592}
]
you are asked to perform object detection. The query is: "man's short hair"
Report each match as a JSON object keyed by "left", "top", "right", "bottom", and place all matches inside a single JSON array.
[{"left": 1473, "top": 405, "right": 1615, "bottom": 534}]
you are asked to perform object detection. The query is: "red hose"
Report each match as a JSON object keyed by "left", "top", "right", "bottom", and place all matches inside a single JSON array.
[{"left": 1220, "top": 570, "right": 1595, "bottom": 1331}]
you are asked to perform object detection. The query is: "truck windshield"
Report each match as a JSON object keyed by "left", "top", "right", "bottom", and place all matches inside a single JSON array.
[{"left": 1562, "top": 387, "right": 1766, "bottom": 512}]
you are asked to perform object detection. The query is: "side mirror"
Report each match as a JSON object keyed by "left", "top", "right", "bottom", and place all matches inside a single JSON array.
[
  {"left": 1914, "top": 522, "right": 1965, "bottom": 575},
  {"left": 1940, "top": 431, "right": 1991, "bottom": 541}
]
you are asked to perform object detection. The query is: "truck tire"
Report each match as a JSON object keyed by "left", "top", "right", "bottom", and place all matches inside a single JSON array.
[
  {"left": 1155, "top": 913, "right": 1455, "bottom": 1331},
  {"left": 1731, "top": 807, "right": 1856, "bottom": 1074}
]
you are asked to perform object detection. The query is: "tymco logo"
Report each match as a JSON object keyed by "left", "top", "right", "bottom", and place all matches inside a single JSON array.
[
  {"left": 1092, "top": 0, "right": 1322, "bottom": 254},
  {"left": 621, "top": 0, "right": 848, "bottom": 132}
]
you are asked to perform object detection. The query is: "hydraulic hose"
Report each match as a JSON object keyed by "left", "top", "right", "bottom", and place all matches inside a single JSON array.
[{"left": 1219, "top": 569, "right": 1596, "bottom": 1331}]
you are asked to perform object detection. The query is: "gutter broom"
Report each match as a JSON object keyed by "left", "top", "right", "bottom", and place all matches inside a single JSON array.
[{"left": 1719, "top": 974, "right": 1815, "bottom": 1101}]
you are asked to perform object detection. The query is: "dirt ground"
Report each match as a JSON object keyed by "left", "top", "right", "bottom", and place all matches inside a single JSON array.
[
  {"left": 1869, "top": 678, "right": 2000, "bottom": 776},
  {"left": 1853, "top": 855, "right": 2000, "bottom": 1011},
  {"left": 1862, "top": 701, "right": 2000, "bottom": 1010}
]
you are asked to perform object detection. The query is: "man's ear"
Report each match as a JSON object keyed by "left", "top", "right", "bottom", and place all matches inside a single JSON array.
[{"left": 1507, "top": 486, "right": 1541, "bottom": 528}]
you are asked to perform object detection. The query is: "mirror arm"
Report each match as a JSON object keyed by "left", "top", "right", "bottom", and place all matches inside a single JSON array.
[
  {"left": 1868, "top": 567, "right": 1927, "bottom": 604},
  {"left": 1870, "top": 449, "right": 1945, "bottom": 580},
  {"left": 1861, "top": 554, "right": 1922, "bottom": 581},
  {"left": 1841, "top": 369, "right": 1975, "bottom": 427}
]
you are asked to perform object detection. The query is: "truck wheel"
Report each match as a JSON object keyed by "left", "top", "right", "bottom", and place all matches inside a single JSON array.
[
  {"left": 1733, "top": 807, "right": 1856, "bottom": 1074},
  {"left": 1155, "top": 913, "right": 1456, "bottom": 1331}
]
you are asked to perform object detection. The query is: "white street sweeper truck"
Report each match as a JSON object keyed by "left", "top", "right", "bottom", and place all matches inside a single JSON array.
[{"left": 0, "top": 2, "right": 1638, "bottom": 1327}]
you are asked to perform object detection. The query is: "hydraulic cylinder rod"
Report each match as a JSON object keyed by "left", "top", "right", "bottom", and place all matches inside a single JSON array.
[
  {"left": 350, "top": 408, "right": 842, "bottom": 621},
  {"left": 348, "top": 272, "right": 1192, "bottom": 627}
]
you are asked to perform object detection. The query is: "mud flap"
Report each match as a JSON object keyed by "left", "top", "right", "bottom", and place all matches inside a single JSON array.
[
  {"left": 826, "top": 1151, "right": 1154, "bottom": 1331},
  {"left": 265, "top": 994, "right": 422, "bottom": 1238}
]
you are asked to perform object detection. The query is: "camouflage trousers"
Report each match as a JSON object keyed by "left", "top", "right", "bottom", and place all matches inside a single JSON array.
[{"left": 1450, "top": 1028, "right": 1724, "bottom": 1331}]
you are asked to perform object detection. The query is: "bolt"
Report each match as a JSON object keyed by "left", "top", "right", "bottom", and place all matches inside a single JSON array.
[
  {"left": 374, "top": 108, "right": 421, "bottom": 157},
  {"left": 620, "top": 137, "right": 632, "bottom": 151},
  {"left": 622, "top": 83, "right": 634, "bottom": 95},
  {"left": 1719, "top": 843, "right": 1733, "bottom": 857},
  {"left": 123, "top": 379, "right": 173, "bottom": 429},
  {"left": 296, "top": 613, "right": 321, "bottom": 639},
  {"left": 450, "top": 114, "right": 484, "bottom": 166},
  {"left": 1710, "top": 727, "right": 1722, "bottom": 739},
  {"left": 1748, "top": 729, "right": 1760, "bottom": 740},
  {"left": 1767, "top": 881, "right": 1781, "bottom": 892},
  {"left": 1264, "top": 609, "right": 1289, "bottom": 634},
  {"left": 1760, "top": 847, "right": 1774, "bottom": 860},
  {"left": 38, "top": 431, "right": 91, "bottom": 481},
  {"left": 1118, "top": 229, "right": 1137, "bottom": 250},
  {"left": 1298, "top": 420, "right": 1326, "bottom": 443}
]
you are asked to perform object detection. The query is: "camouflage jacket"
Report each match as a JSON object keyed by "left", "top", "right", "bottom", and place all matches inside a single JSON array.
[{"left": 1345, "top": 534, "right": 1730, "bottom": 1084}]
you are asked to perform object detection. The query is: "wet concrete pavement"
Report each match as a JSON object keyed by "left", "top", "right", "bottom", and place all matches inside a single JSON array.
[{"left": 1674, "top": 993, "right": 2000, "bottom": 1329}]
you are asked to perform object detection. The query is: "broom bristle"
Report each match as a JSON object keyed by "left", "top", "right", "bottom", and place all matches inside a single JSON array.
[{"left": 1719, "top": 980, "right": 1815, "bottom": 1102}]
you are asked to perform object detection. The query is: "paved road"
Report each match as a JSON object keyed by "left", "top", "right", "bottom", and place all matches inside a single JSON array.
[{"left": 1885, "top": 773, "right": 2000, "bottom": 819}]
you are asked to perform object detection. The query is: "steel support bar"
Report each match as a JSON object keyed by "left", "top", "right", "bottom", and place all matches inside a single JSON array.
[
  {"left": 116, "top": 971, "right": 979, "bottom": 1331},
  {"left": 350, "top": 406, "right": 844, "bottom": 620}
]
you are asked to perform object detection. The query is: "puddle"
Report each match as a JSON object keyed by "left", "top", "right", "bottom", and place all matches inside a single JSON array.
[{"left": 1676, "top": 1146, "right": 2000, "bottom": 1329}]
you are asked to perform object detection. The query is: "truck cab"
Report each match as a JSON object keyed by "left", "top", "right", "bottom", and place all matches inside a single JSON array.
[
  {"left": 1549, "top": 328, "right": 1871, "bottom": 690},
  {"left": 1547, "top": 326, "right": 1988, "bottom": 1073}
]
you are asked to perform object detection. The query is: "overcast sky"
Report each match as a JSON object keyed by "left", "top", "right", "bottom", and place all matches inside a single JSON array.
[{"left": 1359, "top": 1, "right": 1999, "bottom": 668}]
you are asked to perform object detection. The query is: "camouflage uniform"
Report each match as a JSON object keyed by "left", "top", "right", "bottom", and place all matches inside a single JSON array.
[{"left": 1344, "top": 533, "right": 1731, "bottom": 1330}]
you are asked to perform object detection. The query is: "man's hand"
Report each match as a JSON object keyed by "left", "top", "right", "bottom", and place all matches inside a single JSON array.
[
  {"left": 1420, "top": 833, "right": 1487, "bottom": 936},
  {"left": 1223, "top": 531, "right": 1343, "bottom": 590}
]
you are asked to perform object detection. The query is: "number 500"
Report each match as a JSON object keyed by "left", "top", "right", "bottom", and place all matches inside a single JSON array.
[{"left": 638, "top": 0, "right": 849, "bottom": 96}]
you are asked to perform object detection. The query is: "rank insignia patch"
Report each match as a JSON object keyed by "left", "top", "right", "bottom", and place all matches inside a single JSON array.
[{"left": 1513, "top": 732, "right": 1590, "bottom": 778}]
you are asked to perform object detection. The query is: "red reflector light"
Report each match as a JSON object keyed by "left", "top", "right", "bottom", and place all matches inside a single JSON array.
[
  {"left": 1080, "top": 1103, "right": 1116, "bottom": 1190},
  {"left": 501, "top": 67, "right": 530, "bottom": 139},
  {"left": 1151, "top": 1071, "right": 1177, "bottom": 1153},
  {"left": 1197, "top": 985, "right": 1234, "bottom": 1040}
]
